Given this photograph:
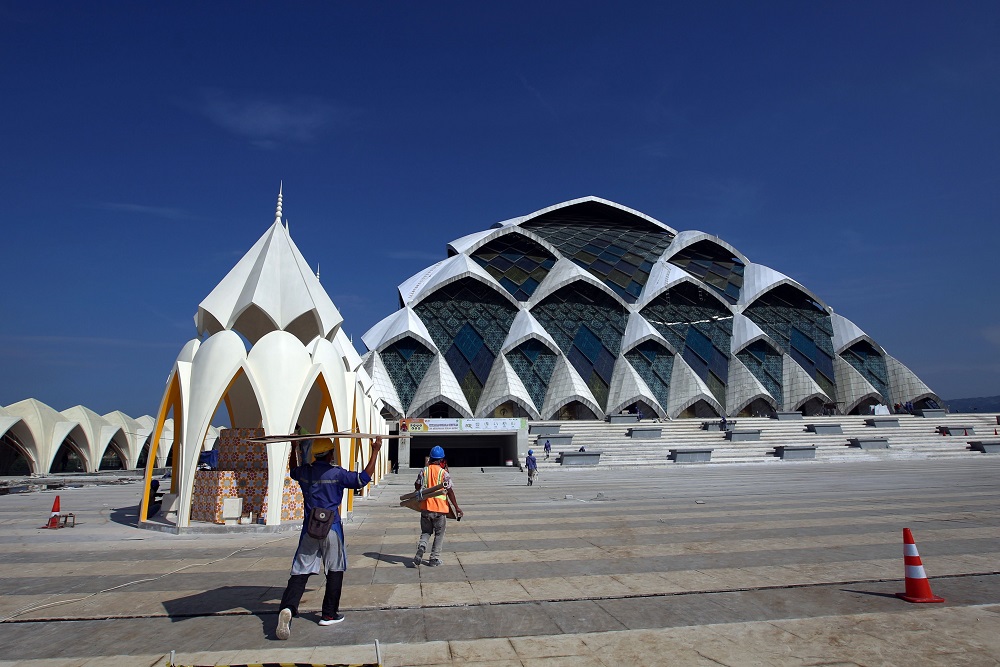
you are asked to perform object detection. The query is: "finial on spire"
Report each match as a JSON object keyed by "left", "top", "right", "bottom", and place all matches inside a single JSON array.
[
  {"left": 274, "top": 181, "right": 283, "bottom": 223},
  {"left": 316, "top": 262, "right": 321, "bottom": 280}
]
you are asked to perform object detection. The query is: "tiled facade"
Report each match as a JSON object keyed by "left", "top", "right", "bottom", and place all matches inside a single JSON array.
[{"left": 190, "top": 428, "right": 304, "bottom": 524}]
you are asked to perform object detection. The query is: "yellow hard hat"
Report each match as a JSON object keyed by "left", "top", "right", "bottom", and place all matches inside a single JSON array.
[{"left": 311, "top": 438, "right": 336, "bottom": 459}]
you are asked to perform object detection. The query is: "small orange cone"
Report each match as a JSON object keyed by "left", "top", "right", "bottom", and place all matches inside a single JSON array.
[
  {"left": 42, "top": 496, "right": 61, "bottom": 529},
  {"left": 897, "top": 528, "right": 944, "bottom": 603}
]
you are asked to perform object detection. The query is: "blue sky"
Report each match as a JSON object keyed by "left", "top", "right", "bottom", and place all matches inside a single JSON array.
[{"left": 2, "top": 1, "right": 998, "bottom": 418}]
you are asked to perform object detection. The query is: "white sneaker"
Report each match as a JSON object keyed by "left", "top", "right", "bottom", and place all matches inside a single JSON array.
[
  {"left": 276, "top": 607, "right": 292, "bottom": 640},
  {"left": 319, "top": 613, "right": 345, "bottom": 625}
]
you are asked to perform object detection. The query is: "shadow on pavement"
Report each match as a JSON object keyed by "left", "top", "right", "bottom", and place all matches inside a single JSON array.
[
  {"left": 163, "top": 585, "right": 278, "bottom": 623},
  {"left": 841, "top": 587, "right": 902, "bottom": 600},
  {"left": 109, "top": 504, "right": 140, "bottom": 527},
  {"left": 363, "top": 551, "right": 417, "bottom": 568}
]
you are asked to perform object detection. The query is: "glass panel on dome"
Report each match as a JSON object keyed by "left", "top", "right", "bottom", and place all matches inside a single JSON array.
[
  {"left": 505, "top": 339, "right": 557, "bottom": 410},
  {"left": 667, "top": 240, "right": 745, "bottom": 304},
  {"left": 414, "top": 278, "right": 518, "bottom": 411},
  {"left": 521, "top": 202, "right": 674, "bottom": 304},
  {"left": 841, "top": 340, "right": 889, "bottom": 402},
  {"left": 531, "top": 282, "right": 627, "bottom": 410},
  {"left": 640, "top": 282, "right": 732, "bottom": 407},
  {"left": 471, "top": 234, "right": 556, "bottom": 301},
  {"left": 382, "top": 337, "right": 435, "bottom": 412},
  {"left": 736, "top": 340, "right": 783, "bottom": 405},
  {"left": 743, "top": 283, "right": 836, "bottom": 397}
]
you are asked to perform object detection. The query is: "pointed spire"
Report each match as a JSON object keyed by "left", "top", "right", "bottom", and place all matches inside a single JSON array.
[
  {"left": 316, "top": 262, "right": 321, "bottom": 280},
  {"left": 274, "top": 182, "right": 283, "bottom": 224}
]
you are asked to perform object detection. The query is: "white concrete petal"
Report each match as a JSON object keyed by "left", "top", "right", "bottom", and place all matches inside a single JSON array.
[
  {"left": 730, "top": 313, "right": 774, "bottom": 354},
  {"left": 638, "top": 261, "right": 695, "bottom": 308},
  {"left": 781, "top": 353, "right": 831, "bottom": 411},
  {"left": 834, "top": 356, "right": 882, "bottom": 414},
  {"left": 309, "top": 338, "right": 352, "bottom": 433},
  {"left": 666, "top": 357, "right": 724, "bottom": 418},
  {"left": 527, "top": 257, "right": 622, "bottom": 308},
  {"left": 408, "top": 355, "right": 474, "bottom": 418},
  {"left": 178, "top": 330, "right": 251, "bottom": 527},
  {"left": 664, "top": 231, "right": 750, "bottom": 265},
  {"left": 885, "top": 353, "right": 937, "bottom": 406},
  {"left": 501, "top": 309, "right": 560, "bottom": 354},
  {"left": 476, "top": 355, "right": 540, "bottom": 418},
  {"left": 364, "top": 351, "right": 404, "bottom": 418},
  {"left": 515, "top": 195, "right": 678, "bottom": 234},
  {"left": 408, "top": 254, "right": 516, "bottom": 308},
  {"left": 606, "top": 357, "right": 663, "bottom": 418},
  {"left": 361, "top": 308, "right": 437, "bottom": 355},
  {"left": 622, "top": 311, "right": 673, "bottom": 354},
  {"left": 831, "top": 312, "right": 885, "bottom": 355},
  {"left": 738, "top": 262, "right": 828, "bottom": 311},
  {"left": 725, "top": 356, "right": 777, "bottom": 416},
  {"left": 540, "top": 354, "right": 604, "bottom": 420},
  {"left": 333, "top": 328, "right": 365, "bottom": 372},
  {"left": 397, "top": 258, "right": 448, "bottom": 306},
  {"left": 447, "top": 228, "right": 495, "bottom": 255}
]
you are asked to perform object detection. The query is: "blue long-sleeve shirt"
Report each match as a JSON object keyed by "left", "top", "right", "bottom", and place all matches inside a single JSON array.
[
  {"left": 526, "top": 454, "right": 537, "bottom": 470},
  {"left": 291, "top": 461, "right": 371, "bottom": 525}
]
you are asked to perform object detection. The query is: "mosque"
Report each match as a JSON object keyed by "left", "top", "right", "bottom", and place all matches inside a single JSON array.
[{"left": 362, "top": 196, "right": 938, "bottom": 424}]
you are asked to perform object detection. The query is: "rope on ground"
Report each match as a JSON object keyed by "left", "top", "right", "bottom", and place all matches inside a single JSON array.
[{"left": 0, "top": 535, "right": 293, "bottom": 623}]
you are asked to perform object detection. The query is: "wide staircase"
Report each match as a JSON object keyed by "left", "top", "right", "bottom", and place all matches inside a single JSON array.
[{"left": 529, "top": 412, "right": 1000, "bottom": 470}]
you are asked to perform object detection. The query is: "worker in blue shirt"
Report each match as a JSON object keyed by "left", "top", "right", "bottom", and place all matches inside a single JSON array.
[
  {"left": 526, "top": 449, "right": 538, "bottom": 486},
  {"left": 276, "top": 436, "right": 382, "bottom": 640}
]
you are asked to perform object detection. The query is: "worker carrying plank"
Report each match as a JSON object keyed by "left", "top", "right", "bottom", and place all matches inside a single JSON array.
[{"left": 412, "top": 446, "right": 463, "bottom": 566}]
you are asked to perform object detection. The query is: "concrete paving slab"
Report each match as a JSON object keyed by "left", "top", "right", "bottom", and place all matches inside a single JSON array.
[{"left": 3, "top": 459, "right": 1000, "bottom": 665}]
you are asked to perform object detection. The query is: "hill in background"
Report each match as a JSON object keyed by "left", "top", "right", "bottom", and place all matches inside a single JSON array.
[{"left": 944, "top": 395, "right": 1000, "bottom": 413}]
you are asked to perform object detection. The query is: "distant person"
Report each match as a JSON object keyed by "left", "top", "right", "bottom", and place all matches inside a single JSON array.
[
  {"left": 720, "top": 415, "right": 728, "bottom": 431},
  {"left": 148, "top": 479, "right": 163, "bottom": 517},
  {"left": 543, "top": 439, "right": 551, "bottom": 460},
  {"left": 275, "top": 437, "right": 382, "bottom": 640},
  {"left": 525, "top": 449, "right": 537, "bottom": 486},
  {"left": 578, "top": 445, "right": 586, "bottom": 452},
  {"left": 414, "top": 446, "right": 463, "bottom": 567}
]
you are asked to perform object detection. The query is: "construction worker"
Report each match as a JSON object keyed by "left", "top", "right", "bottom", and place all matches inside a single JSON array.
[
  {"left": 526, "top": 449, "right": 538, "bottom": 485},
  {"left": 275, "top": 436, "right": 382, "bottom": 640},
  {"left": 414, "top": 446, "right": 463, "bottom": 566}
]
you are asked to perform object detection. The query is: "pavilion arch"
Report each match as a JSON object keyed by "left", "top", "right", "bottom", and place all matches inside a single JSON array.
[
  {"left": 845, "top": 392, "right": 885, "bottom": 416},
  {"left": 48, "top": 426, "right": 90, "bottom": 473},
  {"left": 547, "top": 399, "right": 600, "bottom": 421},
  {"left": 99, "top": 441, "right": 128, "bottom": 470},
  {"left": 794, "top": 393, "right": 829, "bottom": 416},
  {"left": 141, "top": 369, "right": 184, "bottom": 521},
  {"left": 677, "top": 398, "right": 722, "bottom": 419},
  {"left": 0, "top": 417, "right": 37, "bottom": 475},
  {"left": 737, "top": 396, "right": 778, "bottom": 418}
]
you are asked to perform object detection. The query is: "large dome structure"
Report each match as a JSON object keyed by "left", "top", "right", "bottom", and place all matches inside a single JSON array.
[{"left": 362, "top": 197, "right": 937, "bottom": 420}]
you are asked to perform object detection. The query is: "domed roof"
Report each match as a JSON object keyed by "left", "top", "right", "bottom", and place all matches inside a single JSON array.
[{"left": 195, "top": 186, "right": 343, "bottom": 346}]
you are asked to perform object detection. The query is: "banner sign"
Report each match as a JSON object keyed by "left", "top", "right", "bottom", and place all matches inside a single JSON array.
[{"left": 401, "top": 418, "right": 526, "bottom": 433}]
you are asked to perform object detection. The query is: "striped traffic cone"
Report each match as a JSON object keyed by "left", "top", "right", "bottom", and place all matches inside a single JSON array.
[
  {"left": 42, "top": 496, "right": 61, "bottom": 529},
  {"left": 896, "top": 528, "right": 944, "bottom": 603}
]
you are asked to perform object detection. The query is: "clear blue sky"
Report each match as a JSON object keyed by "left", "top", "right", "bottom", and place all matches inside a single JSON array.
[{"left": 2, "top": 2, "right": 998, "bottom": 418}]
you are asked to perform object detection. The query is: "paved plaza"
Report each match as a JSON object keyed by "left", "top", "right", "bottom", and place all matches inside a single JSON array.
[{"left": 1, "top": 458, "right": 999, "bottom": 666}]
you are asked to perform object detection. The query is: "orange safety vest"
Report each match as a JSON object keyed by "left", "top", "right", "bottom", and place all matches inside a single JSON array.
[{"left": 419, "top": 464, "right": 450, "bottom": 514}]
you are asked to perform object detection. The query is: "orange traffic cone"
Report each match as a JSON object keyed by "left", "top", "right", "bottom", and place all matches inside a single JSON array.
[
  {"left": 42, "top": 496, "right": 61, "bottom": 529},
  {"left": 896, "top": 528, "right": 944, "bottom": 603}
]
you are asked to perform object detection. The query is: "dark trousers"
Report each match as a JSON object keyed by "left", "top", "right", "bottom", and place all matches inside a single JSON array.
[{"left": 279, "top": 570, "right": 344, "bottom": 618}]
